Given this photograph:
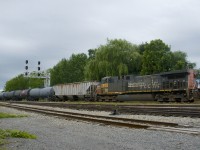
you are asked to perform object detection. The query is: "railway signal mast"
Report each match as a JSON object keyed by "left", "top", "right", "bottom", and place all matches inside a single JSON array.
[
  {"left": 24, "top": 60, "right": 50, "bottom": 87},
  {"left": 25, "top": 60, "right": 29, "bottom": 76}
]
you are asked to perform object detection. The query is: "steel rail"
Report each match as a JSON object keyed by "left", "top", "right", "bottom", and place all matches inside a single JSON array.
[
  {"left": 0, "top": 103, "right": 148, "bottom": 129},
  {"left": 1, "top": 103, "right": 200, "bottom": 135},
  {"left": 3, "top": 101, "right": 200, "bottom": 117},
  {"left": 0, "top": 103, "right": 178, "bottom": 127}
]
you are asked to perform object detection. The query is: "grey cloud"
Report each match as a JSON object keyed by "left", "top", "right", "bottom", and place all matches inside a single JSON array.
[{"left": 0, "top": 0, "right": 200, "bottom": 90}]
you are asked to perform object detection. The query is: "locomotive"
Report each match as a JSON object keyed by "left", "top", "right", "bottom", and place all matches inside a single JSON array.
[
  {"left": 96, "top": 69, "right": 198, "bottom": 102},
  {"left": 0, "top": 69, "right": 199, "bottom": 102}
]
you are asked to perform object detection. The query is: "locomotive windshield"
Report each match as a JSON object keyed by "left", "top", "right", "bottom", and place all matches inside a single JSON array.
[{"left": 101, "top": 77, "right": 112, "bottom": 83}]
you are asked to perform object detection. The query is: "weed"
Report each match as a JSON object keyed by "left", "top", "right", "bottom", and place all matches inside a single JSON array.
[
  {"left": 0, "top": 129, "right": 37, "bottom": 147},
  {"left": 0, "top": 112, "right": 28, "bottom": 119}
]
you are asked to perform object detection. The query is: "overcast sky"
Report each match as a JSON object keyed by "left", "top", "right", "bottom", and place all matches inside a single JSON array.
[{"left": 0, "top": 0, "right": 200, "bottom": 90}]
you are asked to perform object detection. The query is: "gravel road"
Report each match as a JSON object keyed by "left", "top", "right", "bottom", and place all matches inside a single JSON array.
[{"left": 1, "top": 106, "right": 200, "bottom": 150}]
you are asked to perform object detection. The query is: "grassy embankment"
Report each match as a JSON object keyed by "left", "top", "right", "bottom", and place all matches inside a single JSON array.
[{"left": 0, "top": 112, "right": 36, "bottom": 149}]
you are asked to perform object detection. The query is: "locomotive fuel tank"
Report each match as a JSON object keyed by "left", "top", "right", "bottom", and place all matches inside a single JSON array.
[{"left": 116, "top": 94, "right": 155, "bottom": 101}]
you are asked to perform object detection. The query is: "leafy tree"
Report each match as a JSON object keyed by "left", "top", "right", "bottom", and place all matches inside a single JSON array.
[
  {"left": 88, "top": 49, "right": 97, "bottom": 60},
  {"left": 50, "top": 59, "right": 68, "bottom": 85},
  {"left": 141, "top": 39, "right": 171, "bottom": 75},
  {"left": 84, "top": 39, "right": 142, "bottom": 80},
  {"left": 141, "top": 39, "right": 196, "bottom": 75},
  {"left": 171, "top": 51, "right": 187, "bottom": 70},
  {"left": 187, "top": 62, "right": 196, "bottom": 69},
  {"left": 68, "top": 53, "right": 88, "bottom": 82},
  {"left": 138, "top": 42, "right": 147, "bottom": 54},
  {"left": 4, "top": 74, "right": 43, "bottom": 91},
  {"left": 196, "top": 69, "right": 200, "bottom": 79},
  {"left": 50, "top": 53, "right": 88, "bottom": 86}
]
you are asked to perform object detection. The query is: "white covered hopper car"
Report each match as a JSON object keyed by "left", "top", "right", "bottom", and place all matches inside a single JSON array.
[{"left": 53, "top": 81, "right": 99, "bottom": 101}]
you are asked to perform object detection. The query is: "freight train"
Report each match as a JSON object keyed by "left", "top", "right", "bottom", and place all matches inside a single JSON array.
[{"left": 0, "top": 69, "right": 200, "bottom": 102}]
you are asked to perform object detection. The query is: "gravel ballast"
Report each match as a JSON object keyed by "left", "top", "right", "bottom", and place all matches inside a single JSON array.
[{"left": 1, "top": 106, "right": 200, "bottom": 150}]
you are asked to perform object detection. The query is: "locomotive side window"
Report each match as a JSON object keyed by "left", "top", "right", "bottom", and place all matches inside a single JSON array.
[
  {"left": 101, "top": 77, "right": 112, "bottom": 83},
  {"left": 167, "top": 73, "right": 186, "bottom": 79},
  {"left": 104, "top": 78, "right": 112, "bottom": 83},
  {"left": 108, "top": 78, "right": 113, "bottom": 83}
]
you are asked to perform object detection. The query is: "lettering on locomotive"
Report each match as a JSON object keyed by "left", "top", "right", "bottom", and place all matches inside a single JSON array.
[{"left": 128, "top": 81, "right": 160, "bottom": 89}]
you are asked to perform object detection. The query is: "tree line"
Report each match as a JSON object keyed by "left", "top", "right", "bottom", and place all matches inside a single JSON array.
[
  {"left": 5, "top": 73, "right": 43, "bottom": 91},
  {"left": 51, "top": 39, "right": 196, "bottom": 85},
  {"left": 4, "top": 39, "right": 196, "bottom": 91}
]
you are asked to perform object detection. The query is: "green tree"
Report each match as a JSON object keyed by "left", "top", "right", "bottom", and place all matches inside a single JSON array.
[
  {"left": 171, "top": 51, "right": 187, "bottom": 70},
  {"left": 50, "top": 53, "right": 88, "bottom": 86},
  {"left": 69, "top": 53, "right": 88, "bottom": 82},
  {"left": 84, "top": 39, "right": 142, "bottom": 80},
  {"left": 196, "top": 69, "right": 200, "bottom": 79},
  {"left": 88, "top": 49, "right": 97, "bottom": 60},
  {"left": 138, "top": 42, "right": 147, "bottom": 54},
  {"left": 4, "top": 74, "right": 43, "bottom": 91},
  {"left": 141, "top": 39, "right": 196, "bottom": 75},
  {"left": 141, "top": 39, "right": 172, "bottom": 75},
  {"left": 187, "top": 62, "right": 196, "bottom": 69},
  {"left": 50, "top": 59, "right": 70, "bottom": 85}
]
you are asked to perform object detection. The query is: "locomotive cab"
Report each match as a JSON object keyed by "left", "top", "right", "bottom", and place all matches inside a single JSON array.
[{"left": 99, "top": 77, "right": 111, "bottom": 94}]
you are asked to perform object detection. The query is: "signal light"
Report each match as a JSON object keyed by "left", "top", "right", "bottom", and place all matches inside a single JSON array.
[
  {"left": 38, "top": 61, "right": 40, "bottom": 65},
  {"left": 25, "top": 66, "right": 28, "bottom": 70},
  {"left": 26, "top": 60, "right": 28, "bottom": 64},
  {"left": 38, "top": 67, "right": 40, "bottom": 71},
  {"left": 38, "top": 73, "right": 40, "bottom": 76},
  {"left": 25, "top": 72, "right": 28, "bottom": 76}
]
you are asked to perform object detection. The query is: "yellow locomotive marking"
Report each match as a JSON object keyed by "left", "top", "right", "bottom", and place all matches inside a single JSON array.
[{"left": 101, "top": 83, "right": 108, "bottom": 88}]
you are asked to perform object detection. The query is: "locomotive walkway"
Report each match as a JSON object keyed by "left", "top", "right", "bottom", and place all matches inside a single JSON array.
[{"left": 0, "top": 102, "right": 200, "bottom": 135}]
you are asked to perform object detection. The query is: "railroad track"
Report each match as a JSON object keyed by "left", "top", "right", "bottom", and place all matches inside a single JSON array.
[
  {"left": 120, "top": 107, "right": 200, "bottom": 118},
  {"left": 0, "top": 102, "right": 200, "bottom": 135},
  {"left": 7, "top": 101, "right": 200, "bottom": 118}
]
